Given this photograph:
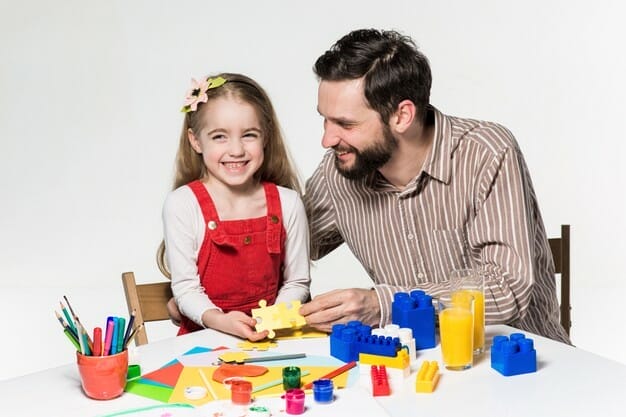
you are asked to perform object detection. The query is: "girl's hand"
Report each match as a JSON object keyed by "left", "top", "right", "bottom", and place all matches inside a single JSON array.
[{"left": 202, "top": 309, "right": 269, "bottom": 341}]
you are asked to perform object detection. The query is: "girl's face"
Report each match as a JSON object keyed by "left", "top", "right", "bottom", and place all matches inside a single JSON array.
[{"left": 188, "top": 96, "right": 265, "bottom": 192}]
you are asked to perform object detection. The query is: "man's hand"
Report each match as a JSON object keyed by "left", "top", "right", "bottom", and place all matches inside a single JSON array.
[{"left": 299, "top": 288, "right": 381, "bottom": 332}]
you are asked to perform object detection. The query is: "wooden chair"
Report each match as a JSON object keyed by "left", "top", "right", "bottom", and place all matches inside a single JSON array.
[
  {"left": 121, "top": 271, "right": 173, "bottom": 346},
  {"left": 548, "top": 224, "right": 571, "bottom": 336}
]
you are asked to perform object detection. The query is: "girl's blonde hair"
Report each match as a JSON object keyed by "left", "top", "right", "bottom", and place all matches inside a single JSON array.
[{"left": 157, "top": 73, "right": 301, "bottom": 278}]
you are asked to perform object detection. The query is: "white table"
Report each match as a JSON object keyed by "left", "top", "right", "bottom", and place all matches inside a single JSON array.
[{"left": 2, "top": 325, "right": 625, "bottom": 416}]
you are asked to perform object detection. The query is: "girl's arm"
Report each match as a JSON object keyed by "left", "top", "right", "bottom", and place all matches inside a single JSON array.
[
  {"left": 162, "top": 186, "right": 220, "bottom": 327},
  {"left": 275, "top": 188, "right": 311, "bottom": 304}
]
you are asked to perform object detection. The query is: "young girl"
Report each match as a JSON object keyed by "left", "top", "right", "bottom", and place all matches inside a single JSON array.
[{"left": 159, "top": 73, "right": 310, "bottom": 341}]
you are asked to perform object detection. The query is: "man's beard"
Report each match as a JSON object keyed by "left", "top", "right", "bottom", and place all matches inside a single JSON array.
[{"left": 334, "top": 126, "right": 397, "bottom": 180}]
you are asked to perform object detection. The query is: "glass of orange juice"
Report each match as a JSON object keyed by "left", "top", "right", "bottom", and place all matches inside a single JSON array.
[
  {"left": 450, "top": 268, "right": 485, "bottom": 355},
  {"left": 438, "top": 294, "right": 474, "bottom": 370}
]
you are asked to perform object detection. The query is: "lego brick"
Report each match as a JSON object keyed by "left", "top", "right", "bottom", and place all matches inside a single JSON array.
[
  {"left": 330, "top": 321, "right": 372, "bottom": 362},
  {"left": 415, "top": 361, "right": 440, "bottom": 393},
  {"left": 392, "top": 290, "right": 436, "bottom": 350},
  {"left": 359, "top": 349, "right": 410, "bottom": 371},
  {"left": 356, "top": 334, "right": 401, "bottom": 357},
  {"left": 491, "top": 333, "right": 537, "bottom": 376},
  {"left": 370, "top": 365, "right": 390, "bottom": 396}
]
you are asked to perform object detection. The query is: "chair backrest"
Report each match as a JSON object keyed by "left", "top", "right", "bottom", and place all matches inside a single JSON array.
[
  {"left": 121, "top": 271, "right": 173, "bottom": 346},
  {"left": 548, "top": 225, "right": 571, "bottom": 336}
]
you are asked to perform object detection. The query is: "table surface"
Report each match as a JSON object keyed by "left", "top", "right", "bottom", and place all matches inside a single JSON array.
[{"left": 2, "top": 324, "right": 625, "bottom": 416}]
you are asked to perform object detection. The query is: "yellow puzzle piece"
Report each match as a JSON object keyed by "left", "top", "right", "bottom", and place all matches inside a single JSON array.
[
  {"left": 252, "top": 300, "right": 306, "bottom": 338},
  {"left": 218, "top": 352, "right": 250, "bottom": 364},
  {"left": 237, "top": 340, "right": 278, "bottom": 351}
]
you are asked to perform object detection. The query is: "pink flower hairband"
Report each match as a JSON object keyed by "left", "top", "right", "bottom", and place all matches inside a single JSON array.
[{"left": 180, "top": 76, "right": 227, "bottom": 113}]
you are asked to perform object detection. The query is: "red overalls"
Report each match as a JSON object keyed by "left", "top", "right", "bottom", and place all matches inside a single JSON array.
[{"left": 178, "top": 180, "right": 286, "bottom": 335}]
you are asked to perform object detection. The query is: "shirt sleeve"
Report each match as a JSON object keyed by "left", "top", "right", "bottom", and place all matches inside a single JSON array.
[
  {"left": 304, "top": 154, "right": 345, "bottom": 260},
  {"left": 374, "top": 130, "right": 540, "bottom": 327},
  {"left": 275, "top": 188, "right": 311, "bottom": 304},
  {"left": 162, "top": 187, "right": 220, "bottom": 328},
  {"left": 468, "top": 141, "right": 538, "bottom": 325}
]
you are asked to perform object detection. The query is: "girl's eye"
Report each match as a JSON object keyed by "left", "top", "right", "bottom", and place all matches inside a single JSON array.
[
  {"left": 242, "top": 132, "right": 260, "bottom": 141},
  {"left": 211, "top": 134, "right": 227, "bottom": 141}
]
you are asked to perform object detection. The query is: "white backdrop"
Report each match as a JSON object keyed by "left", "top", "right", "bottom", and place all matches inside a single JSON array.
[{"left": 2, "top": 0, "right": 625, "bottom": 380}]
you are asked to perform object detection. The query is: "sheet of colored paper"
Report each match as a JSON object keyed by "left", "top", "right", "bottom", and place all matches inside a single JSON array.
[{"left": 169, "top": 364, "right": 352, "bottom": 405}]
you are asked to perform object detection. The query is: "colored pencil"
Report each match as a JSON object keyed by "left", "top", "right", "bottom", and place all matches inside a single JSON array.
[
  {"left": 63, "top": 329, "right": 80, "bottom": 350},
  {"left": 123, "top": 310, "right": 136, "bottom": 347},
  {"left": 78, "top": 322, "right": 92, "bottom": 355},
  {"left": 63, "top": 295, "right": 93, "bottom": 352},
  {"left": 242, "top": 353, "right": 306, "bottom": 364},
  {"left": 55, "top": 310, "right": 79, "bottom": 340},
  {"left": 302, "top": 361, "right": 356, "bottom": 390},
  {"left": 124, "top": 323, "right": 143, "bottom": 348},
  {"left": 59, "top": 302, "right": 77, "bottom": 334}
]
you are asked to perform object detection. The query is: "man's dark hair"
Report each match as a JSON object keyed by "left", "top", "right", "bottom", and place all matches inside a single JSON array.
[{"left": 314, "top": 28, "right": 432, "bottom": 123}]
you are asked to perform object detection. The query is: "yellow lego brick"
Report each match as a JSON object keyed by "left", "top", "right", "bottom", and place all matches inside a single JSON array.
[
  {"left": 415, "top": 361, "right": 440, "bottom": 393},
  {"left": 359, "top": 349, "right": 410, "bottom": 370}
]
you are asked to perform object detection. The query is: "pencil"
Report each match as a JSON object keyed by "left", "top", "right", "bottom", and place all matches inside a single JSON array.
[
  {"left": 243, "top": 353, "right": 306, "bottom": 364},
  {"left": 123, "top": 309, "right": 136, "bottom": 347},
  {"left": 302, "top": 361, "right": 356, "bottom": 390},
  {"left": 124, "top": 323, "right": 144, "bottom": 348},
  {"left": 64, "top": 329, "right": 80, "bottom": 350},
  {"left": 198, "top": 368, "right": 218, "bottom": 401},
  {"left": 63, "top": 295, "right": 94, "bottom": 352},
  {"left": 59, "top": 302, "right": 77, "bottom": 334},
  {"left": 55, "top": 310, "right": 79, "bottom": 340}
]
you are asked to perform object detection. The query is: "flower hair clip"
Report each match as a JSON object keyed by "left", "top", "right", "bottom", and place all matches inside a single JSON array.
[{"left": 181, "top": 76, "right": 227, "bottom": 113}]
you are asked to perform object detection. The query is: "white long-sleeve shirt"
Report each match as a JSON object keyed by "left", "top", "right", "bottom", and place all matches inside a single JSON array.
[{"left": 163, "top": 184, "right": 311, "bottom": 327}]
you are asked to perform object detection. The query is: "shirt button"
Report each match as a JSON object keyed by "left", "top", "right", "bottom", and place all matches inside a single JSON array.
[
  {"left": 417, "top": 272, "right": 425, "bottom": 279},
  {"left": 207, "top": 220, "right": 217, "bottom": 230},
  {"left": 243, "top": 236, "right": 252, "bottom": 245},
  {"left": 407, "top": 233, "right": 414, "bottom": 240}
]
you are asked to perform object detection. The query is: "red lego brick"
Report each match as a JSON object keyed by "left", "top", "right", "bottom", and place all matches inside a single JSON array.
[{"left": 371, "top": 365, "right": 391, "bottom": 396}]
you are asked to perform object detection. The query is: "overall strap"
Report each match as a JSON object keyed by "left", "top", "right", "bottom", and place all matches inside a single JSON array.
[
  {"left": 187, "top": 180, "right": 220, "bottom": 225},
  {"left": 263, "top": 182, "right": 284, "bottom": 254}
]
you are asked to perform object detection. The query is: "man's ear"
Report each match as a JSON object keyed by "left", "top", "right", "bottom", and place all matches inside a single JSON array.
[
  {"left": 188, "top": 129, "right": 202, "bottom": 154},
  {"left": 389, "top": 99, "right": 417, "bottom": 134}
]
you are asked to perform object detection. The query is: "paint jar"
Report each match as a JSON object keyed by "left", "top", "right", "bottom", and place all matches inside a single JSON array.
[
  {"left": 282, "top": 366, "right": 301, "bottom": 390},
  {"left": 76, "top": 349, "right": 128, "bottom": 400},
  {"left": 282, "top": 388, "right": 305, "bottom": 414},
  {"left": 312, "top": 378, "right": 334, "bottom": 403},
  {"left": 230, "top": 380, "right": 252, "bottom": 405}
]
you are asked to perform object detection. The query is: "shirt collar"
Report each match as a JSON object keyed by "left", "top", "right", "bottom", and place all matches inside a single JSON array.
[
  {"left": 420, "top": 106, "right": 453, "bottom": 185},
  {"left": 368, "top": 106, "right": 454, "bottom": 191}
]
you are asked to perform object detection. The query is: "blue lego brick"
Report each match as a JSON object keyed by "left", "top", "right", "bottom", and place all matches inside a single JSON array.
[
  {"left": 330, "top": 321, "right": 372, "bottom": 362},
  {"left": 355, "top": 334, "right": 401, "bottom": 357},
  {"left": 392, "top": 290, "right": 436, "bottom": 350},
  {"left": 491, "top": 333, "right": 537, "bottom": 376}
]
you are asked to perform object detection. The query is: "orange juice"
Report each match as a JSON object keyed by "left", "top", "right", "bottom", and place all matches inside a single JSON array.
[
  {"left": 453, "top": 289, "right": 485, "bottom": 354},
  {"left": 439, "top": 306, "right": 473, "bottom": 370}
]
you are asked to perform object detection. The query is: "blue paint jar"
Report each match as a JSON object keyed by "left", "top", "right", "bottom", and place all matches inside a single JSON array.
[{"left": 312, "top": 378, "right": 334, "bottom": 404}]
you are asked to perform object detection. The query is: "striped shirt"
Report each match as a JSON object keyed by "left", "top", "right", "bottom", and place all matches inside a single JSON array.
[{"left": 304, "top": 107, "right": 570, "bottom": 344}]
